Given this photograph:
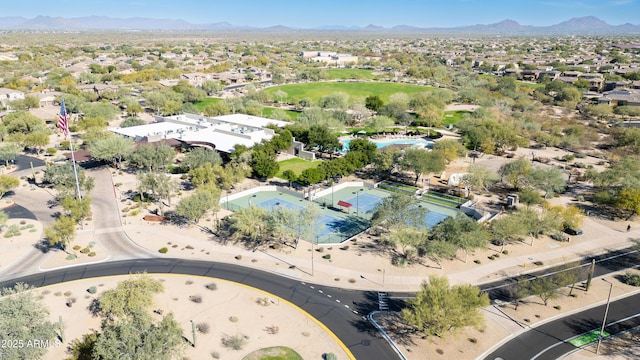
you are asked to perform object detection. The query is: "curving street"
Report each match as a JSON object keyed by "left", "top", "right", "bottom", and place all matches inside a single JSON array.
[
  {"left": 484, "top": 292, "right": 640, "bottom": 360},
  {"left": 0, "top": 258, "right": 397, "bottom": 360}
]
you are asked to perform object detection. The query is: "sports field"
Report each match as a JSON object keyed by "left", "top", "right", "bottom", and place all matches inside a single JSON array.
[{"left": 275, "top": 158, "right": 321, "bottom": 179}]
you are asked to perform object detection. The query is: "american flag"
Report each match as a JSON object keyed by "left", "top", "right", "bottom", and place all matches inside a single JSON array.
[{"left": 58, "top": 99, "right": 69, "bottom": 137}]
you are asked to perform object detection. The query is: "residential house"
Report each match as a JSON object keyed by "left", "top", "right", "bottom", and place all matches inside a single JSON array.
[
  {"left": 598, "top": 89, "right": 640, "bottom": 106},
  {"left": 0, "top": 88, "right": 25, "bottom": 107}
]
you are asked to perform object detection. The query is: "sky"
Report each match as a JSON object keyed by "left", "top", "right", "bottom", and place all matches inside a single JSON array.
[{"left": 4, "top": 0, "right": 640, "bottom": 28}]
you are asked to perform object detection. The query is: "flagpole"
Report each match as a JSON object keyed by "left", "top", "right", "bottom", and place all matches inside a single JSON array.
[
  {"left": 67, "top": 114, "right": 83, "bottom": 200},
  {"left": 59, "top": 99, "right": 82, "bottom": 201}
]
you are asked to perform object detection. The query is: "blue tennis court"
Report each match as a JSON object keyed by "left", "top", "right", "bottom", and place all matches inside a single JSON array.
[
  {"left": 344, "top": 193, "right": 384, "bottom": 213},
  {"left": 315, "top": 214, "right": 362, "bottom": 238},
  {"left": 258, "top": 198, "right": 305, "bottom": 211}
]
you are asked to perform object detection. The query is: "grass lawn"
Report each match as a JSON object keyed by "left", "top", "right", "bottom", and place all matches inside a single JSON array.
[
  {"left": 517, "top": 81, "right": 545, "bottom": 90},
  {"left": 323, "top": 68, "right": 382, "bottom": 80},
  {"left": 242, "top": 346, "right": 304, "bottom": 360},
  {"left": 194, "top": 97, "right": 223, "bottom": 111},
  {"left": 261, "top": 107, "right": 300, "bottom": 121},
  {"left": 262, "top": 82, "right": 445, "bottom": 103},
  {"left": 442, "top": 110, "right": 471, "bottom": 125},
  {"left": 275, "top": 158, "right": 321, "bottom": 179}
]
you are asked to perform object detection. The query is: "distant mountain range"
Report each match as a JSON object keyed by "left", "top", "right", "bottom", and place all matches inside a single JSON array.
[{"left": 0, "top": 15, "right": 638, "bottom": 34}]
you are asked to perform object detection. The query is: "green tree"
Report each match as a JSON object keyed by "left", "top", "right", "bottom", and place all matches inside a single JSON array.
[
  {"left": 499, "top": 157, "right": 532, "bottom": 190},
  {"left": 491, "top": 213, "right": 527, "bottom": 252},
  {"left": 45, "top": 216, "right": 77, "bottom": 251},
  {"left": 387, "top": 226, "right": 427, "bottom": 263},
  {"left": 61, "top": 195, "right": 92, "bottom": 224},
  {"left": 23, "top": 131, "right": 50, "bottom": 154},
  {"left": 318, "top": 92, "right": 349, "bottom": 110},
  {"left": 462, "top": 164, "right": 500, "bottom": 193},
  {"left": 281, "top": 169, "right": 297, "bottom": 188},
  {"left": 365, "top": 115, "right": 394, "bottom": 134},
  {"left": 0, "top": 142, "right": 22, "bottom": 166},
  {"left": 250, "top": 150, "right": 279, "bottom": 179},
  {"left": 92, "top": 312, "right": 185, "bottom": 360},
  {"left": 182, "top": 147, "right": 222, "bottom": 171},
  {"left": 42, "top": 162, "right": 95, "bottom": 200},
  {"left": 365, "top": 95, "right": 384, "bottom": 112},
  {"left": 230, "top": 205, "right": 272, "bottom": 245},
  {"left": 97, "top": 276, "right": 164, "bottom": 320},
  {"left": 129, "top": 143, "right": 175, "bottom": 172},
  {"left": 529, "top": 275, "right": 560, "bottom": 306},
  {"left": 347, "top": 138, "right": 377, "bottom": 163},
  {"left": 175, "top": 187, "right": 220, "bottom": 224},
  {"left": 0, "top": 283, "right": 58, "bottom": 360},
  {"left": 617, "top": 187, "right": 640, "bottom": 215},
  {"left": 201, "top": 80, "right": 224, "bottom": 95},
  {"left": 1, "top": 110, "right": 47, "bottom": 134},
  {"left": 402, "top": 276, "right": 489, "bottom": 337},
  {"left": 371, "top": 193, "right": 428, "bottom": 229},
  {"left": 119, "top": 116, "right": 145, "bottom": 128},
  {"left": 0, "top": 174, "right": 19, "bottom": 198},
  {"left": 189, "top": 162, "right": 217, "bottom": 187},
  {"left": 432, "top": 139, "right": 466, "bottom": 163},
  {"left": 401, "top": 147, "right": 446, "bottom": 185},
  {"left": 203, "top": 102, "right": 230, "bottom": 117},
  {"left": 308, "top": 125, "right": 341, "bottom": 156},
  {"left": 429, "top": 214, "right": 490, "bottom": 263},
  {"left": 372, "top": 147, "right": 402, "bottom": 177},
  {"left": 89, "top": 135, "right": 135, "bottom": 168},
  {"left": 527, "top": 166, "right": 566, "bottom": 198}
]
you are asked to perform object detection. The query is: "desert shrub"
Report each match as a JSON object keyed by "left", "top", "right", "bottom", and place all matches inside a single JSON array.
[
  {"left": 159, "top": 247, "right": 168, "bottom": 253},
  {"left": 46, "top": 147, "right": 57, "bottom": 155},
  {"left": 317, "top": 247, "right": 324, "bottom": 253},
  {"left": 185, "top": 280, "right": 193, "bottom": 285},
  {"left": 80, "top": 248, "right": 90, "bottom": 254},
  {"left": 64, "top": 291, "right": 72, "bottom": 296},
  {"left": 324, "top": 353, "right": 337, "bottom": 360},
  {"left": 221, "top": 334, "right": 246, "bottom": 350},
  {"left": 228, "top": 316, "right": 238, "bottom": 323},
  {"left": 73, "top": 245, "right": 81, "bottom": 251},
  {"left": 235, "top": 255, "right": 242, "bottom": 260},
  {"left": 322, "top": 254, "right": 331, "bottom": 260},
  {"left": 87, "top": 286, "right": 97, "bottom": 294},
  {"left": 256, "top": 297, "right": 270, "bottom": 306},
  {"left": 196, "top": 322, "right": 210, "bottom": 334},
  {"left": 340, "top": 245, "right": 349, "bottom": 250},
  {"left": 189, "top": 295, "right": 202, "bottom": 303},
  {"left": 88, "top": 252, "right": 96, "bottom": 257},
  {"left": 211, "top": 351, "right": 220, "bottom": 359},
  {"left": 205, "top": 282, "right": 217, "bottom": 291},
  {"left": 622, "top": 271, "right": 640, "bottom": 287}
]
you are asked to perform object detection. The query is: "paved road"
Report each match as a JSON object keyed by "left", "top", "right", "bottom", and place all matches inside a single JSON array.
[
  {"left": 478, "top": 248, "right": 640, "bottom": 301},
  {"left": 484, "top": 292, "right": 640, "bottom": 360},
  {"left": 0, "top": 258, "right": 397, "bottom": 360},
  {"left": 86, "top": 167, "right": 154, "bottom": 260}
]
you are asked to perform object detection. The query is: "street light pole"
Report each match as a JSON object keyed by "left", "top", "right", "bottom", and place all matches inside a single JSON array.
[
  {"left": 596, "top": 278, "right": 613, "bottom": 354},
  {"left": 353, "top": 188, "right": 363, "bottom": 217}
]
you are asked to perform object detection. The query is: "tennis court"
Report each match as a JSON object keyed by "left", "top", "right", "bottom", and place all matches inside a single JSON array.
[
  {"left": 227, "top": 190, "right": 367, "bottom": 244},
  {"left": 316, "top": 186, "right": 390, "bottom": 220}
]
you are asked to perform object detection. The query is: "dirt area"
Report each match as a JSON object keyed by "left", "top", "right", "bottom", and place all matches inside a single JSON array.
[{"left": 40, "top": 275, "right": 348, "bottom": 360}]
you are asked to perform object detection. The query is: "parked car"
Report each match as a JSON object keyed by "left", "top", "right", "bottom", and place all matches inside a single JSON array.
[
  {"left": 564, "top": 227, "right": 583, "bottom": 236},
  {"left": 551, "top": 233, "right": 568, "bottom": 242}
]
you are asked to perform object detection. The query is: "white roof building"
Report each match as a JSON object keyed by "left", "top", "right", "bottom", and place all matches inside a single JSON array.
[{"left": 111, "top": 113, "right": 290, "bottom": 153}]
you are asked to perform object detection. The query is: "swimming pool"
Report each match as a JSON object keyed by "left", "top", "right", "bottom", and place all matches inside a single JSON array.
[{"left": 341, "top": 138, "right": 433, "bottom": 152}]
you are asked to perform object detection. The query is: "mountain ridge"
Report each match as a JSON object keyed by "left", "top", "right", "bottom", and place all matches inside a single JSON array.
[{"left": 0, "top": 15, "right": 638, "bottom": 34}]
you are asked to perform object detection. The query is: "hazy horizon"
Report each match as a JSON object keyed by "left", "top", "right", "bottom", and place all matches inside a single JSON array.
[{"left": 4, "top": 0, "right": 639, "bottom": 28}]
